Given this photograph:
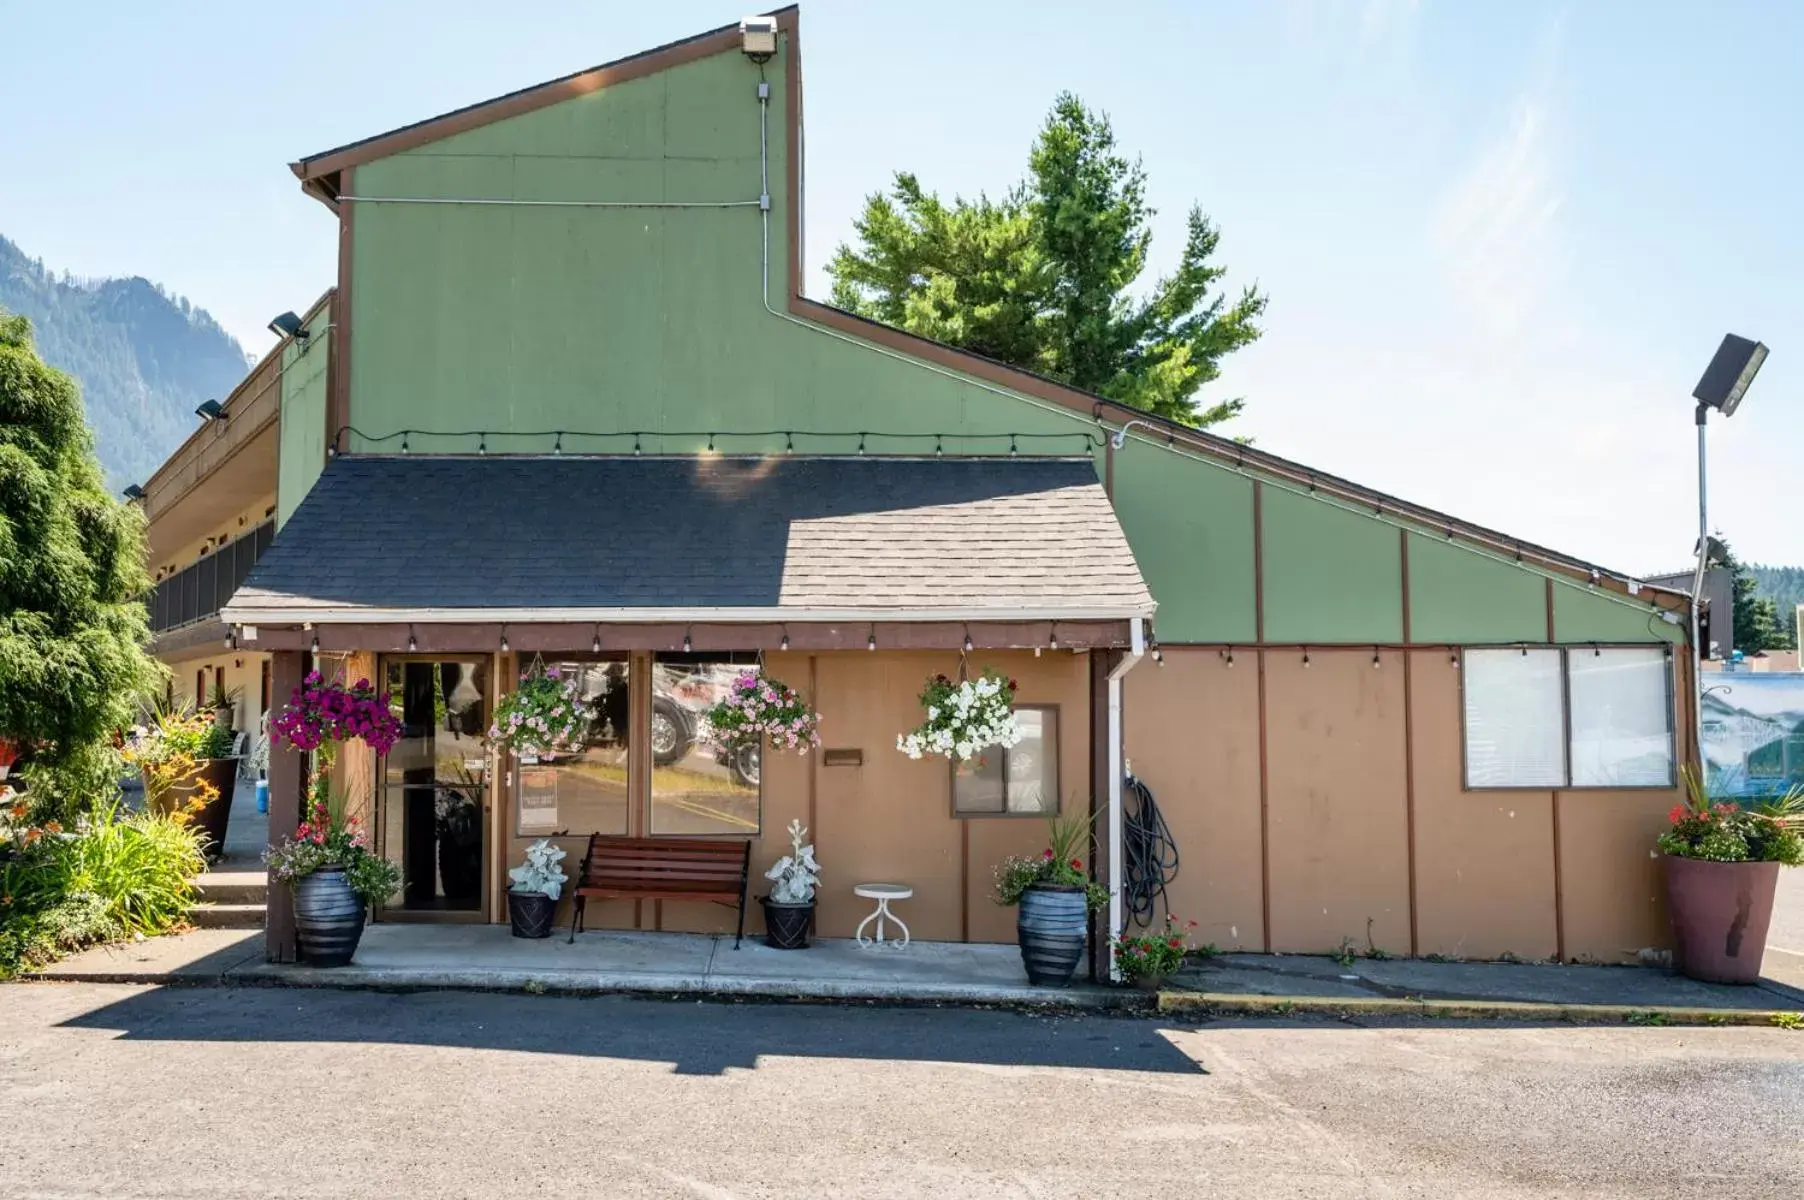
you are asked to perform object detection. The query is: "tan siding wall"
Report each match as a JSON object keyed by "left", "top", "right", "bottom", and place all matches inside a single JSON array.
[
  {"left": 1123, "top": 649, "right": 1264, "bottom": 951},
  {"left": 1264, "top": 649, "right": 1412, "bottom": 955},
  {"left": 1408, "top": 649, "right": 1558, "bottom": 960},
  {"left": 1558, "top": 791, "right": 1673, "bottom": 961}
]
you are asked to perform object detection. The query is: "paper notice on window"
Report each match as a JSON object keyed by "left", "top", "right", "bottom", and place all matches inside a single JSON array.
[{"left": 519, "top": 766, "right": 558, "bottom": 835}]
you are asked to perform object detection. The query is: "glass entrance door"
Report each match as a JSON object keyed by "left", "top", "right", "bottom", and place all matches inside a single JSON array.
[{"left": 378, "top": 657, "right": 491, "bottom": 918}]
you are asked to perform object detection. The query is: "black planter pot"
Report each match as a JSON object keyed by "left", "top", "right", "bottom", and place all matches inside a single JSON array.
[
  {"left": 1017, "top": 884, "right": 1088, "bottom": 987},
  {"left": 761, "top": 898, "right": 813, "bottom": 949},
  {"left": 508, "top": 890, "right": 558, "bottom": 939},
  {"left": 294, "top": 867, "right": 366, "bottom": 967}
]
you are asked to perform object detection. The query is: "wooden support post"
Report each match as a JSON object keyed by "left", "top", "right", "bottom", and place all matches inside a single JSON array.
[{"left": 264, "top": 650, "right": 306, "bottom": 962}]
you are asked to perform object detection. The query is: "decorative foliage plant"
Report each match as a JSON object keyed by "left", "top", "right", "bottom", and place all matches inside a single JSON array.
[
  {"left": 1658, "top": 769, "right": 1803, "bottom": 866},
  {"left": 265, "top": 780, "right": 400, "bottom": 905},
  {"left": 122, "top": 707, "right": 219, "bottom": 818},
  {"left": 488, "top": 664, "right": 587, "bottom": 757},
  {"left": 705, "top": 671, "right": 821, "bottom": 753},
  {"left": 764, "top": 819, "right": 821, "bottom": 905},
  {"left": 1111, "top": 914, "right": 1198, "bottom": 983},
  {"left": 994, "top": 811, "right": 1109, "bottom": 911},
  {"left": 508, "top": 838, "right": 569, "bottom": 899},
  {"left": 897, "top": 670, "right": 1020, "bottom": 762}
]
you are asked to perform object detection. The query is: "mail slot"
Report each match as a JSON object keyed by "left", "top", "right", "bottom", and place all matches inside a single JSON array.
[{"left": 823, "top": 748, "right": 863, "bottom": 767}]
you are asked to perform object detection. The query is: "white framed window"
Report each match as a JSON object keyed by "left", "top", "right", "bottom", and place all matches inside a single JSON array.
[
  {"left": 1463, "top": 650, "right": 1566, "bottom": 788},
  {"left": 1462, "top": 647, "right": 1675, "bottom": 790}
]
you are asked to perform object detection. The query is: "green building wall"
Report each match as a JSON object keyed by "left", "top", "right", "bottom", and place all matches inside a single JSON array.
[
  {"left": 283, "top": 32, "right": 1676, "bottom": 648},
  {"left": 277, "top": 309, "right": 330, "bottom": 526}
]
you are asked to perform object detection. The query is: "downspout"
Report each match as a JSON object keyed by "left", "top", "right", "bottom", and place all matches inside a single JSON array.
[{"left": 1106, "top": 619, "right": 1148, "bottom": 981}]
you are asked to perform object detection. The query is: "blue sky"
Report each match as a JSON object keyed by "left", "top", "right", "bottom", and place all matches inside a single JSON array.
[{"left": 2, "top": 1, "right": 1798, "bottom": 572}]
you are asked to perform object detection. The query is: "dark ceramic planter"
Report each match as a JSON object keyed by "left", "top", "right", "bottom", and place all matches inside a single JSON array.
[
  {"left": 191, "top": 757, "right": 239, "bottom": 860},
  {"left": 1017, "top": 884, "right": 1088, "bottom": 987},
  {"left": 294, "top": 867, "right": 366, "bottom": 967},
  {"left": 762, "top": 898, "right": 813, "bottom": 949},
  {"left": 508, "top": 890, "right": 558, "bottom": 939},
  {"left": 1665, "top": 856, "right": 1780, "bottom": 984}
]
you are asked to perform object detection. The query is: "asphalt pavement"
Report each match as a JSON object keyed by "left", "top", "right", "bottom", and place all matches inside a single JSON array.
[{"left": 3, "top": 983, "right": 1802, "bottom": 1198}]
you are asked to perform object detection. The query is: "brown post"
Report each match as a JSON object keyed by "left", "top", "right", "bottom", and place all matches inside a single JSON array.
[{"left": 265, "top": 650, "right": 306, "bottom": 962}]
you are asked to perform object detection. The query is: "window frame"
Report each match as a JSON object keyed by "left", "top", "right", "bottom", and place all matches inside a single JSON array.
[
  {"left": 1459, "top": 645, "right": 1677, "bottom": 792},
  {"left": 646, "top": 651, "right": 764, "bottom": 840},
  {"left": 949, "top": 703, "right": 1062, "bottom": 818}
]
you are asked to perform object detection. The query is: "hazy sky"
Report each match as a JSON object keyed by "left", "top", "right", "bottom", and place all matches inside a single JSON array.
[{"left": 2, "top": 1, "right": 1798, "bottom": 571}]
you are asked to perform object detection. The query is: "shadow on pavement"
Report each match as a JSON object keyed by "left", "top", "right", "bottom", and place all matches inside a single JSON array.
[{"left": 56, "top": 985, "right": 1207, "bottom": 1077}]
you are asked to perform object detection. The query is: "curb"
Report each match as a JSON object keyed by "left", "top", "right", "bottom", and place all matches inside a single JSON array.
[{"left": 1157, "top": 990, "right": 1804, "bottom": 1028}]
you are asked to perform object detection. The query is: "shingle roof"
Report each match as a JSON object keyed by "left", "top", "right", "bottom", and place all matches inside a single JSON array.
[{"left": 223, "top": 456, "right": 1154, "bottom": 622}]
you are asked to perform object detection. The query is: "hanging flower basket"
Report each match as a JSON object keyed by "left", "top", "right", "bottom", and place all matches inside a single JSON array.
[
  {"left": 897, "top": 670, "right": 1020, "bottom": 761},
  {"left": 489, "top": 663, "right": 588, "bottom": 758},
  {"left": 271, "top": 672, "right": 403, "bottom": 757},
  {"left": 703, "top": 671, "right": 821, "bottom": 754}
]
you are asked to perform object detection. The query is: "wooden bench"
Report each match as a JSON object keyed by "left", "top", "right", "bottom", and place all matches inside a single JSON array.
[{"left": 569, "top": 836, "right": 751, "bottom": 948}]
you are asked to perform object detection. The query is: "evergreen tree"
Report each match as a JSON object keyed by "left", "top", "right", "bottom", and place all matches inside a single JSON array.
[
  {"left": 829, "top": 94, "right": 1266, "bottom": 429},
  {"left": 1716, "top": 538, "right": 1796, "bottom": 653},
  {"left": 0, "top": 307, "right": 160, "bottom": 812}
]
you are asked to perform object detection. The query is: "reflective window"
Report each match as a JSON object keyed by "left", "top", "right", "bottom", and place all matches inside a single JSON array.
[
  {"left": 1569, "top": 649, "right": 1675, "bottom": 787},
  {"left": 649, "top": 654, "right": 761, "bottom": 836},
  {"left": 1463, "top": 650, "right": 1565, "bottom": 788},
  {"left": 954, "top": 706, "right": 1059, "bottom": 816},
  {"left": 515, "top": 658, "right": 631, "bottom": 838},
  {"left": 1463, "top": 648, "right": 1675, "bottom": 789},
  {"left": 380, "top": 658, "right": 490, "bottom": 911}
]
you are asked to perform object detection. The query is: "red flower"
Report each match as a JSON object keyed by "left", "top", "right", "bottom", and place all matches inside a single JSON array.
[
  {"left": 1070, "top": 857, "right": 1083, "bottom": 870},
  {"left": 1668, "top": 805, "right": 1685, "bottom": 824},
  {"left": 1042, "top": 849, "right": 1054, "bottom": 859},
  {"left": 1168, "top": 938, "right": 1182, "bottom": 949}
]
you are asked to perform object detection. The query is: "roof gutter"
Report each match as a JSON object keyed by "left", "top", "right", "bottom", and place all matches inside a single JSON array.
[{"left": 219, "top": 604, "right": 1158, "bottom": 626}]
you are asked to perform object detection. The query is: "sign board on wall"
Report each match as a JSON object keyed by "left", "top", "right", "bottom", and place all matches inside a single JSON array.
[
  {"left": 1702, "top": 673, "right": 1804, "bottom": 799},
  {"left": 518, "top": 765, "right": 559, "bottom": 836}
]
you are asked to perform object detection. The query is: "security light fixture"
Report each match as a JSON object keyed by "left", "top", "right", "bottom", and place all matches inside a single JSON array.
[
  {"left": 121, "top": 484, "right": 146, "bottom": 501},
  {"left": 1692, "top": 334, "right": 1768, "bottom": 417},
  {"left": 195, "top": 399, "right": 226, "bottom": 422},
  {"left": 739, "top": 15, "right": 778, "bottom": 62},
  {"left": 267, "top": 311, "right": 308, "bottom": 341}
]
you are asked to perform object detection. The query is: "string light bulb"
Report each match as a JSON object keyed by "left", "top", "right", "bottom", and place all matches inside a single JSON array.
[
  {"left": 500, "top": 629, "right": 509, "bottom": 652},
  {"left": 1303, "top": 648, "right": 1311, "bottom": 668},
  {"left": 682, "top": 627, "right": 693, "bottom": 653},
  {"left": 963, "top": 627, "right": 974, "bottom": 653},
  {"left": 1372, "top": 648, "right": 1381, "bottom": 669},
  {"left": 779, "top": 626, "right": 790, "bottom": 652},
  {"left": 867, "top": 627, "right": 877, "bottom": 652},
  {"left": 592, "top": 627, "right": 602, "bottom": 654},
  {"left": 408, "top": 625, "right": 418, "bottom": 652},
  {"left": 310, "top": 632, "right": 320, "bottom": 654},
  {"left": 1048, "top": 624, "right": 1059, "bottom": 651}
]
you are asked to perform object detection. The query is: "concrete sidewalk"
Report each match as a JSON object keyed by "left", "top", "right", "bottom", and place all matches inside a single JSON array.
[{"left": 36, "top": 925, "right": 1129, "bottom": 1008}]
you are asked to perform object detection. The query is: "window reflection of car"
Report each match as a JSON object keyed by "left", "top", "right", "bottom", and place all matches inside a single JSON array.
[{"left": 558, "top": 662, "right": 702, "bottom": 769}]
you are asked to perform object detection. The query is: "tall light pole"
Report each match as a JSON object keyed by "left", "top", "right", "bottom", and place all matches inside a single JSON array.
[{"left": 1688, "top": 334, "right": 1768, "bottom": 776}]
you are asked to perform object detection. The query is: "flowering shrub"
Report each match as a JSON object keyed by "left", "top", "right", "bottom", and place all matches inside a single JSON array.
[
  {"left": 272, "top": 672, "right": 402, "bottom": 756},
  {"left": 897, "top": 671, "right": 1020, "bottom": 761},
  {"left": 122, "top": 708, "right": 219, "bottom": 818},
  {"left": 705, "top": 671, "right": 821, "bottom": 753},
  {"left": 488, "top": 665, "right": 588, "bottom": 757},
  {"left": 1111, "top": 915, "right": 1198, "bottom": 982},
  {"left": 265, "top": 779, "right": 401, "bottom": 905},
  {"left": 993, "top": 811, "right": 1109, "bottom": 911},
  {"left": 1658, "top": 769, "right": 1803, "bottom": 865}
]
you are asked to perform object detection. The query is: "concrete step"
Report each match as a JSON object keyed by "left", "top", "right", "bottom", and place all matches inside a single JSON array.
[
  {"left": 194, "top": 868, "right": 267, "bottom": 905},
  {"left": 189, "top": 902, "right": 266, "bottom": 930}
]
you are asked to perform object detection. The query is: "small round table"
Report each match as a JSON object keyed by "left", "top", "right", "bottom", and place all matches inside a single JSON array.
[{"left": 853, "top": 883, "right": 913, "bottom": 948}]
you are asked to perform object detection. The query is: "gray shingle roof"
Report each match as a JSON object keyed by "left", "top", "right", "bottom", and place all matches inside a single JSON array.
[{"left": 223, "top": 456, "right": 1153, "bottom": 621}]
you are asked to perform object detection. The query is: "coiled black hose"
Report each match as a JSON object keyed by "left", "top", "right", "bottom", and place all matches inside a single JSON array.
[{"left": 1121, "top": 773, "right": 1179, "bottom": 928}]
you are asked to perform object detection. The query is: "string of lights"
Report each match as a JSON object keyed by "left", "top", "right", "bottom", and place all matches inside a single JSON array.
[{"left": 331, "top": 425, "right": 1104, "bottom": 457}]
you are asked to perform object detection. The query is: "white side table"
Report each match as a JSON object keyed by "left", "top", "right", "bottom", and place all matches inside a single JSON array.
[{"left": 853, "top": 883, "right": 913, "bottom": 948}]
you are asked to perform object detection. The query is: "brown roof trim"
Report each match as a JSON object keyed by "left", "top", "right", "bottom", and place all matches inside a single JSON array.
[{"left": 291, "top": 7, "right": 798, "bottom": 187}]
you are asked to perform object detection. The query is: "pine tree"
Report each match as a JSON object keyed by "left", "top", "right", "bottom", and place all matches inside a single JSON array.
[{"left": 0, "top": 307, "right": 159, "bottom": 812}]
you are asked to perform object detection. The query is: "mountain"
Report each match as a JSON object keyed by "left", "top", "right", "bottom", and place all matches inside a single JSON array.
[{"left": 0, "top": 235, "right": 251, "bottom": 489}]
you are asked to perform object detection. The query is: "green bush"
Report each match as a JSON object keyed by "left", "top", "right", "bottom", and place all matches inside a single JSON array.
[{"left": 0, "top": 802, "right": 204, "bottom": 978}]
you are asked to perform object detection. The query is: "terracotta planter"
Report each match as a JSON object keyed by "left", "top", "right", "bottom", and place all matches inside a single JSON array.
[{"left": 1664, "top": 856, "right": 1780, "bottom": 984}]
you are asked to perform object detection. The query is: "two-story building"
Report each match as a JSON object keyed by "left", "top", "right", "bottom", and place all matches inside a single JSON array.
[{"left": 142, "top": 8, "right": 1695, "bottom": 971}]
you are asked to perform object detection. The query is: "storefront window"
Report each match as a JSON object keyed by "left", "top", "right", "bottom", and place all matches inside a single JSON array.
[
  {"left": 649, "top": 654, "right": 761, "bottom": 836},
  {"left": 954, "top": 706, "right": 1059, "bottom": 816},
  {"left": 516, "top": 658, "right": 631, "bottom": 838},
  {"left": 380, "top": 658, "right": 490, "bottom": 912}
]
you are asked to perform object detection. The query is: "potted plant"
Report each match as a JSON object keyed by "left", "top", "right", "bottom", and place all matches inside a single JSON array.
[
  {"left": 125, "top": 707, "right": 232, "bottom": 855},
  {"left": 268, "top": 671, "right": 405, "bottom": 966},
  {"left": 507, "top": 838, "right": 568, "bottom": 938},
  {"left": 1659, "top": 768, "right": 1802, "bottom": 984},
  {"left": 266, "top": 780, "right": 401, "bottom": 966},
  {"left": 191, "top": 722, "right": 241, "bottom": 860},
  {"left": 1111, "top": 915, "right": 1198, "bottom": 990},
  {"left": 760, "top": 818, "right": 820, "bottom": 949},
  {"left": 897, "top": 670, "right": 1020, "bottom": 762},
  {"left": 994, "top": 812, "right": 1109, "bottom": 987},
  {"left": 206, "top": 679, "right": 242, "bottom": 731},
  {"left": 488, "top": 663, "right": 589, "bottom": 758}
]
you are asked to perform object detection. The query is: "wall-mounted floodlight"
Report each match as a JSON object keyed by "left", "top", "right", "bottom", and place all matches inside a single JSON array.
[
  {"left": 122, "top": 484, "right": 145, "bottom": 501},
  {"left": 740, "top": 15, "right": 778, "bottom": 62},
  {"left": 267, "top": 311, "right": 308, "bottom": 341},
  {"left": 194, "top": 399, "right": 227, "bottom": 422},
  {"left": 1693, "top": 334, "right": 1768, "bottom": 418}
]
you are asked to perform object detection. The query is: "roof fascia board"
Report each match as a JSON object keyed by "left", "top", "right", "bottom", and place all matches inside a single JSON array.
[{"left": 221, "top": 604, "right": 1156, "bottom": 626}]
